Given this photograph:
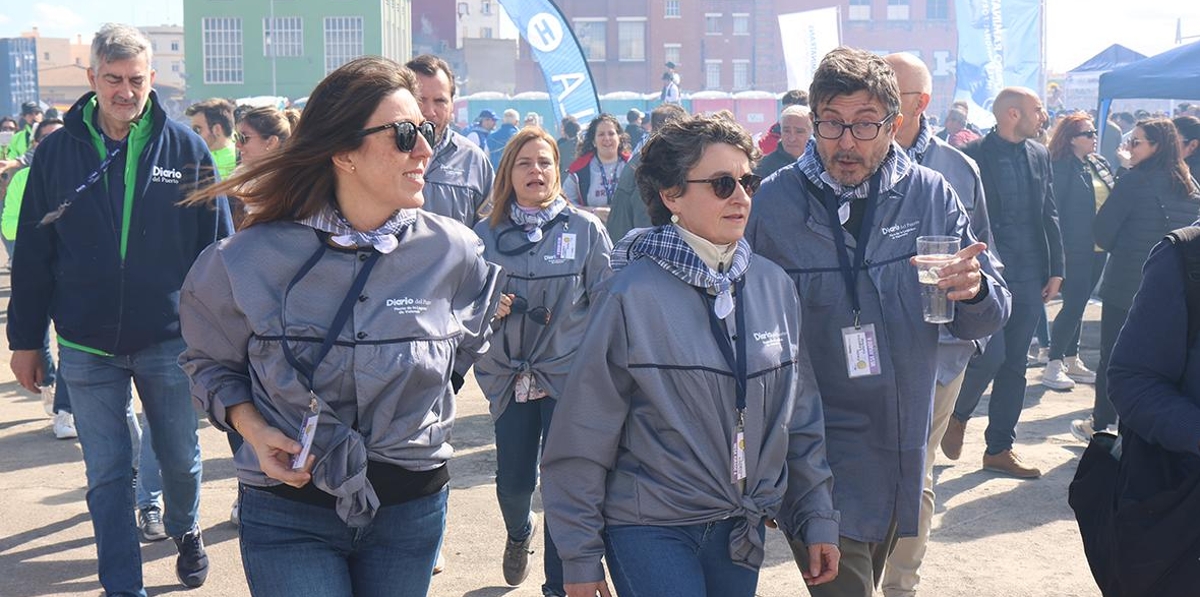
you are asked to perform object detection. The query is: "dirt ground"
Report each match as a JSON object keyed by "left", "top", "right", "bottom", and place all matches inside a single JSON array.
[{"left": 0, "top": 274, "right": 1102, "bottom": 596}]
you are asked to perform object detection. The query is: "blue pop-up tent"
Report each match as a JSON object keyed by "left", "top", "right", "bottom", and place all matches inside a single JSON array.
[{"left": 1097, "top": 40, "right": 1200, "bottom": 146}]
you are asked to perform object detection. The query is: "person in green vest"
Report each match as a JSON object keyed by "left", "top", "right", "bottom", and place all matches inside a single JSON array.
[
  {"left": 3, "top": 118, "right": 64, "bottom": 263},
  {"left": 185, "top": 98, "right": 237, "bottom": 180},
  {"left": 4, "top": 102, "right": 43, "bottom": 161}
]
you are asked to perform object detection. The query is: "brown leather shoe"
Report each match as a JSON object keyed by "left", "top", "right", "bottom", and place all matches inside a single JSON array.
[
  {"left": 982, "top": 449, "right": 1042, "bottom": 479},
  {"left": 941, "top": 417, "right": 967, "bottom": 460}
]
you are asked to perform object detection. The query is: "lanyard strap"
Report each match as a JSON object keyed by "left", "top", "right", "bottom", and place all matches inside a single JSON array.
[
  {"left": 495, "top": 213, "right": 569, "bottom": 256},
  {"left": 820, "top": 171, "right": 882, "bottom": 326},
  {"left": 702, "top": 276, "right": 749, "bottom": 413},
  {"left": 280, "top": 239, "right": 383, "bottom": 392},
  {"left": 39, "top": 138, "right": 128, "bottom": 226},
  {"left": 598, "top": 159, "right": 620, "bottom": 203}
]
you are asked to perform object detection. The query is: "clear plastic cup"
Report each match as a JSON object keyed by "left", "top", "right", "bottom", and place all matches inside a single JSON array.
[{"left": 915, "top": 235, "right": 959, "bottom": 324}]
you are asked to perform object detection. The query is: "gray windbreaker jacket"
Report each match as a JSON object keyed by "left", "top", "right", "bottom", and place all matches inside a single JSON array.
[
  {"left": 747, "top": 152, "right": 1010, "bottom": 543},
  {"left": 541, "top": 245, "right": 838, "bottom": 585},
  {"left": 179, "top": 213, "right": 501, "bottom": 525},
  {"left": 472, "top": 204, "right": 612, "bottom": 419},
  {"left": 423, "top": 129, "right": 495, "bottom": 226}
]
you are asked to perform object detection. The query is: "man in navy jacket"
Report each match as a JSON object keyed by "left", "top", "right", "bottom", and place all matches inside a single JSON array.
[{"left": 7, "top": 23, "right": 231, "bottom": 596}]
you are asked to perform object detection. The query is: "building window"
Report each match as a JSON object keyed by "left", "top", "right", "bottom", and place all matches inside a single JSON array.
[
  {"left": 481, "top": 1, "right": 493, "bottom": 15},
  {"left": 927, "top": 0, "right": 948, "bottom": 19},
  {"left": 665, "top": 0, "right": 680, "bottom": 18},
  {"left": 263, "top": 17, "right": 303, "bottom": 57},
  {"left": 733, "top": 60, "right": 749, "bottom": 90},
  {"left": 43, "top": 51, "right": 50, "bottom": 61},
  {"left": 732, "top": 13, "right": 749, "bottom": 36},
  {"left": 171, "top": 61, "right": 180, "bottom": 73},
  {"left": 849, "top": 0, "right": 871, "bottom": 21},
  {"left": 574, "top": 20, "right": 606, "bottom": 61},
  {"left": 618, "top": 20, "right": 645, "bottom": 61},
  {"left": 202, "top": 17, "right": 243, "bottom": 84},
  {"left": 171, "top": 41, "right": 180, "bottom": 52},
  {"left": 480, "top": 26, "right": 493, "bottom": 38},
  {"left": 705, "top": 60, "right": 721, "bottom": 90},
  {"left": 664, "top": 43, "right": 681, "bottom": 69},
  {"left": 324, "top": 16, "right": 363, "bottom": 75},
  {"left": 705, "top": 13, "right": 721, "bottom": 35},
  {"left": 887, "top": 0, "right": 910, "bottom": 20},
  {"left": 457, "top": 2, "right": 469, "bottom": 15}
]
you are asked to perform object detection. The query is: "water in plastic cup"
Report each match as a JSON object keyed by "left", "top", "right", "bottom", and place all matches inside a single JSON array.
[{"left": 916, "top": 235, "right": 959, "bottom": 324}]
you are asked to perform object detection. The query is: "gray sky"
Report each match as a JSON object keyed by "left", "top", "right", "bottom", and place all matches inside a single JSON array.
[{"left": 0, "top": 0, "right": 1196, "bottom": 74}]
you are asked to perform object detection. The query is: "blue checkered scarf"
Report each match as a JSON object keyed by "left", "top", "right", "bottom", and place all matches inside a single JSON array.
[
  {"left": 906, "top": 115, "right": 935, "bottom": 164},
  {"left": 508, "top": 196, "right": 567, "bottom": 242},
  {"left": 611, "top": 224, "right": 751, "bottom": 319},
  {"left": 797, "top": 137, "right": 914, "bottom": 202},
  {"left": 297, "top": 202, "right": 417, "bottom": 253}
]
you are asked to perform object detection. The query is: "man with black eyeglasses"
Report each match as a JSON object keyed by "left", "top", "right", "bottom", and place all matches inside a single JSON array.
[{"left": 747, "top": 47, "right": 1008, "bottom": 597}]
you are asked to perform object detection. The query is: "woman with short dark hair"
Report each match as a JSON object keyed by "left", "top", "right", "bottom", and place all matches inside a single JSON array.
[
  {"left": 179, "top": 56, "right": 502, "bottom": 597},
  {"left": 542, "top": 114, "right": 838, "bottom": 597}
]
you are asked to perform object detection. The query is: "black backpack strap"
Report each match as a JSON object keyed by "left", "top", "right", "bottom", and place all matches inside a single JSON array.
[{"left": 1164, "top": 225, "right": 1200, "bottom": 346}]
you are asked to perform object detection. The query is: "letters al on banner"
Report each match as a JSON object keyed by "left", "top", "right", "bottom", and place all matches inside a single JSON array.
[
  {"left": 777, "top": 8, "right": 841, "bottom": 92},
  {"left": 499, "top": 0, "right": 602, "bottom": 130}
]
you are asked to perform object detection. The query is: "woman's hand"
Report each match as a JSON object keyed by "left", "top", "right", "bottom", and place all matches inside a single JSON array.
[
  {"left": 228, "top": 402, "right": 314, "bottom": 488},
  {"left": 565, "top": 582, "right": 612, "bottom": 597},
  {"left": 494, "top": 293, "right": 514, "bottom": 320}
]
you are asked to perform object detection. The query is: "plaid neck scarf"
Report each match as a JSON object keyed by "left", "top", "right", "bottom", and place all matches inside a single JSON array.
[
  {"left": 906, "top": 115, "right": 935, "bottom": 164},
  {"left": 297, "top": 202, "right": 416, "bottom": 254},
  {"left": 508, "top": 196, "right": 567, "bottom": 242},
  {"left": 611, "top": 225, "right": 751, "bottom": 319},
  {"left": 797, "top": 138, "right": 913, "bottom": 202}
]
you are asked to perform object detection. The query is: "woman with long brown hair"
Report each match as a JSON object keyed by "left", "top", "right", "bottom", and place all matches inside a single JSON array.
[
  {"left": 1039, "top": 113, "right": 1114, "bottom": 396},
  {"left": 1089, "top": 119, "right": 1200, "bottom": 440},
  {"left": 177, "top": 56, "right": 502, "bottom": 596},
  {"left": 563, "top": 113, "right": 631, "bottom": 213},
  {"left": 472, "top": 126, "right": 612, "bottom": 595}
]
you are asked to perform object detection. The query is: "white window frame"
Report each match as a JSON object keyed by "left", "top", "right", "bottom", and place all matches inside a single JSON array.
[
  {"left": 201, "top": 17, "right": 243, "bottom": 84},
  {"left": 263, "top": 16, "right": 303, "bottom": 57},
  {"left": 324, "top": 16, "right": 364, "bottom": 75},
  {"left": 927, "top": 0, "right": 949, "bottom": 19},
  {"left": 573, "top": 18, "right": 607, "bottom": 62},
  {"left": 732, "top": 13, "right": 750, "bottom": 36},
  {"left": 481, "top": 0, "right": 493, "bottom": 15},
  {"left": 732, "top": 59, "right": 750, "bottom": 90},
  {"left": 705, "top": 59, "right": 722, "bottom": 90},
  {"left": 849, "top": 0, "right": 871, "bottom": 21},
  {"left": 617, "top": 18, "right": 646, "bottom": 62},
  {"left": 663, "top": 43, "right": 681, "bottom": 69},
  {"left": 887, "top": 0, "right": 911, "bottom": 21},
  {"left": 705, "top": 13, "right": 722, "bottom": 36},
  {"left": 664, "top": 0, "right": 681, "bottom": 18}
]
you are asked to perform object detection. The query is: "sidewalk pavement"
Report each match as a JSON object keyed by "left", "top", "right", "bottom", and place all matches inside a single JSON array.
[{"left": 0, "top": 272, "right": 1101, "bottom": 596}]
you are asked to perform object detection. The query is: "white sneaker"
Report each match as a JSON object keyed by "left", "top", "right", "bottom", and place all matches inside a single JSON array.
[
  {"left": 1041, "top": 359, "right": 1076, "bottom": 390},
  {"left": 1065, "top": 356, "right": 1097, "bottom": 383},
  {"left": 1070, "top": 418, "right": 1096, "bottom": 443},
  {"left": 40, "top": 383, "right": 55, "bottom": 416},
  {"left": 1027, "top": 344, "right": 1049, "bottom": 366},
  {"left": 53, "top": 412, "right": 78, "bottom": 439}
]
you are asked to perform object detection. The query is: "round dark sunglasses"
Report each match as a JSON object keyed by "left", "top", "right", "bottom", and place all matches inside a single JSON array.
[
  {"left": 359, "top": 120, "right": 436, "bottom": 152},
  {"left": 509, "top": 295, "right": 552, "bottom": 325},
  {"left": 684, "top": 173, "right": 762, "bottom": 199},
  {"left": 1073, "top": 130, "right": 1098, "bottom": 138}
]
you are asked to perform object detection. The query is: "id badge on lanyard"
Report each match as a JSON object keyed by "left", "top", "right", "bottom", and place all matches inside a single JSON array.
[{"left": 824, "top": 172, "right": 884, "bottom": 378}]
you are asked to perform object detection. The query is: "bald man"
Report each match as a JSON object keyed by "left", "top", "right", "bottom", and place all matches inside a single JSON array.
[
  {"left": 942, "top": 87, "right": 1063, "bottom": 479},
  {"left": 880, "top": 53, "right": 1003, "bottom": 597}
]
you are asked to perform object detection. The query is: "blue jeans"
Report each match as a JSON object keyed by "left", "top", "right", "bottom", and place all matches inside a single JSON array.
[
  {"left": 131, "top": 410, "right": 164, "bottom": 510},
  {"left": 239, "top": 485, "right": 447, "bottom": 597},
  {"left": 955, "top": 280, "right": 1045, "bottom": 454},
  {"left": 58, "top": 337, "right": 202, "bottom": 597},
  {"left": 603, "top": 519, "right": 763, "bottom": 597},
  {"left": 40, "top": 334, "right": 72, "bottom": 414},
  {"left": 494, "top": 397, "right": 563, "bottom": 595}
]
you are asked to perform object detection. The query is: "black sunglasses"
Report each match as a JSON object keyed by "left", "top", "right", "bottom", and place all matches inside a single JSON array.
[
  {"left": 1074, "top": 130, "right": 1098, "bottom": 138},
  {"left": 359, "top": 120, "right": 436, "bottom": 152},
  {"left": 233, "top": 131, "right": 262, "bottom": 144},
  {"left": 509, "top": 295, "right": 552, "bottom": 325},
  {"left": 684, "top": 173, "right": 762, "bottom": 199}
]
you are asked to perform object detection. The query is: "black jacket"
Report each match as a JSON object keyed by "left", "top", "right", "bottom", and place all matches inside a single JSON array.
[
  {"left": 754, "top": 146, "right": 799, "bottom": 179},
  {"left": 1095, "top": 166, "right": 1200, "bottom": 311},
  {"left": 1052, "top": 153, "right": 1115, "bottom": 257},
  {"left": 964, "top": 132, "right": 1065, "bottom": 283}
]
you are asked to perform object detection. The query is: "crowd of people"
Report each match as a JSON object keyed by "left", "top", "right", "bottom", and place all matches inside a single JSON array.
[{"left": 3, "top": 20, "right": 1200, "bottom": 597}]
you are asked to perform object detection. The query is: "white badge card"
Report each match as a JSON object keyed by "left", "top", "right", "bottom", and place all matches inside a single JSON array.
[
  {"left": 731, "top": 424, "right": 747, "bottom": 484},
  {"left": 557, "top": 233, "right": 577, "bottom": 260},
  {"left": 841, "top": 323, "right": 882, "bottom": 378},
  {"left": 292, "top": 397, "right": 320, "bottom": 470}
]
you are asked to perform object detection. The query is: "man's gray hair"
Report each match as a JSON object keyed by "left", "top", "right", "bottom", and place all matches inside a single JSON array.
[{"left": 91, "top": 23, "right": 153, "bottom": 71}]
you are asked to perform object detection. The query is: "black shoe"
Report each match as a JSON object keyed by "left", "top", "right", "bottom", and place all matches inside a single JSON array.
[
  {"left": 138, "top": 505, "right": 168, "bottom": 542},
  {"left": 173, "top": 528, "right": 209, "bottom": 588},
  {"left": 502, "top": 514, "right": 537, "bottom": 586}
]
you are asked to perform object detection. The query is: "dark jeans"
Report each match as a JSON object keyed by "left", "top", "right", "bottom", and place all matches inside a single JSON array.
[
  {"left": 1050, "top": 253, "right": 1107, "bottom": 360},
  {"left": 1094, "top": 302, "right": 1128, "bottom": 430},
  {"left": 494, "top": 397, "right": 563, "bottom": 595},
  {"left": 604, "top": 519, "right": 763, "bottom": 597},
  {"left": 954, "top": 280, "right": 1045, "bottom": 455}
]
